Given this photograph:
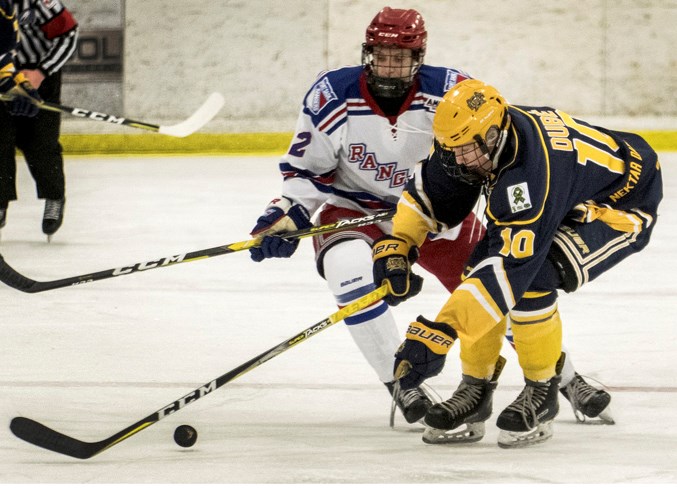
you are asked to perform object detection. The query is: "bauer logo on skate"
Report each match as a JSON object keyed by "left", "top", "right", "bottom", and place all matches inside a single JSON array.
[
  {"left": 158, "top": 381, "right": 217, "bottom": 419},
  {"left": 112, "top": 254, "right": 187, "bottom": 275}
]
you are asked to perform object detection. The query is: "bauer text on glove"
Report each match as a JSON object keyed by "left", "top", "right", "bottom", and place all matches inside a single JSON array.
[
  {"left": 394, "top": 315, "right": 457, "bottom": 390},
  {"left": 372, "top": 235, "right": 423, "bottom": 306},
  {"left": 249, "top": 196, "right": 311, "bottom": 262}
]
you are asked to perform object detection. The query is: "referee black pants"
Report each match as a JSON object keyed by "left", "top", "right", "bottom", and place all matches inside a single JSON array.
[{"left": 0, "top": 71, "right": 65, "bottom": 208}]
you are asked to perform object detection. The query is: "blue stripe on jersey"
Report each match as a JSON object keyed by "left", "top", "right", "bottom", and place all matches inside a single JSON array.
[
  {"left": 280, "top": 161, "right": 334, "bottom": 186},
  {"left": 280, "top": 161, "right": 393, "bottom": 210},
  {"left": 345, "top": 301, "right": 389, "bottom": 326},
  {"left": 325, "top": 115, "right": 346, "bottom": 136}
]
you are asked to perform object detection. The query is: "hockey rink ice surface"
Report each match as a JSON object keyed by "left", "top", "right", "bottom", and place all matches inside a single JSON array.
[{"left": 0, "top": 153, "right": 675, "bottom": 484}]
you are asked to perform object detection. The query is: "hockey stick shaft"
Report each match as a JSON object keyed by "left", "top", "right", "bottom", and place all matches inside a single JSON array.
[
  {"left": 0, "top": 210, "right": 394, "bottom": 293},
  {"left": 9, "top": 284, "right": 389, "bottom": 459},
  {"left": 0, "top": 92, "right": 224, "bottom": 137}
]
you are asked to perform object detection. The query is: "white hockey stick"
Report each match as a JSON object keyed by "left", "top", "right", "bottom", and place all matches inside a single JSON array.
[
  {"left": 0, "top": 92, "right": 225, "bottom": 138},
  {"left": 156, "top": 92, "right": 225, "bottom": 137}
]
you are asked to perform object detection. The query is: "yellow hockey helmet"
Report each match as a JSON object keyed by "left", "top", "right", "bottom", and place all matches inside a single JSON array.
[
  {"left": 433, "top": 79, "right": 508, "bottom": 149},
  {"left": 432, "top": 80, "right": 509, "bottom": 184}
]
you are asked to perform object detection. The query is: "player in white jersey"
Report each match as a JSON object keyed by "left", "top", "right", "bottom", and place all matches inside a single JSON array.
[{"left": 249, "top": 7, "right": 612, "bottom": 425}]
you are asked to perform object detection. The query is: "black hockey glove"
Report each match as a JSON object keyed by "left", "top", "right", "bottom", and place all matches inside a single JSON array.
[
  {"left": 394, "top": 316, "right": 458, "bottom": 390},
  {"left": 372, "top": 235, "right": 423, "bottom": 306},
  {"left": 249, "top": 197, "right": 311, "bottom": 262},
  {"left": 0, "top": 77, "right": 42, "bottom": 117}
]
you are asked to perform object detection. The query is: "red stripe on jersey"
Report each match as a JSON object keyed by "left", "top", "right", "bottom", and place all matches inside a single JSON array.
[
  {"left": 40, "top": 8, "right": 78, "bottom": 40},
  {"left": 281, "top": 170, "right": 334, "bottom": 186},
  {"left": 318, "top": 106, "right": 346, "bottom": 132}
]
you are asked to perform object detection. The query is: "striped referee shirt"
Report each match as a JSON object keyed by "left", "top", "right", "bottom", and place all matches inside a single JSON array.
[{"left": 14, "top": 0, "right": 78, "bottom": 76}]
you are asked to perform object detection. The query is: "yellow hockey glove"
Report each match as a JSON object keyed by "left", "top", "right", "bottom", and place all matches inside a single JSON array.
[
  {"left": 372, "top": 235, "right": 423, "bottom": 306},
  {"left": 394, "top": 315, "right": 457, "bottom": 390}
]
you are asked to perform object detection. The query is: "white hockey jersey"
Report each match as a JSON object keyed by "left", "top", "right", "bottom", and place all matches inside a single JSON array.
[{"left": 279, "top": 64, "right": 470, "bottom": 218}]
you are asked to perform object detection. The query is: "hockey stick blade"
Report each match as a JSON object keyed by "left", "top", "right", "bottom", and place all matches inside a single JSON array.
[
  {"left": 10, "top": 417, "right": 108, "bottom": 460},
  {"left": 0, "top": 92, "right": 224, "bottom": 137},
  {"left": 9, "top": 285, "right": 389, "bottom": 459},
  {"left": 157, "top": 92, "right": 224, "bottom": 137},
  {"left": 0, "top": 210, "right": 394, "bottom": 293}
]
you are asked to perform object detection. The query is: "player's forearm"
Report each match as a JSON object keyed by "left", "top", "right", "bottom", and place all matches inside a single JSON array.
[{"left": 390, "top": 191, "right": 435, "bottom": 248}]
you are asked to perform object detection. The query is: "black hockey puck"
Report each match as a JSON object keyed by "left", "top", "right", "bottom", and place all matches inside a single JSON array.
[{"left": 174, "top": 424, "right": 198, "bottom": 448}]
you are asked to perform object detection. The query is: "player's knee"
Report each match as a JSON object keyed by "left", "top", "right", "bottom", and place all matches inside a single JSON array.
[
  {"left": 511, "top": 309, "right": 563, "bottom": 381},
  {"left": 321, "top": 239, "right": 374, "bottom": 299}
]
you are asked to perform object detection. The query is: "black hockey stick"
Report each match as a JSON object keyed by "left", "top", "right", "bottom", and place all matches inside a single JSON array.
[
  {"left": 0, "top": 210, "right": 394, "bottom": 293},
  {"left": 0, "top": 92, "right": 224, "bottom": 137},
  {"left": 9, "top": 284, "right": 389, "bottom": 459}
]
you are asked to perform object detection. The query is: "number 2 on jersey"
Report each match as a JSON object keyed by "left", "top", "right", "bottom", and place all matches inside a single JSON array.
[{"left": 289, "top": 132, "right": 312, "bottom": 157}]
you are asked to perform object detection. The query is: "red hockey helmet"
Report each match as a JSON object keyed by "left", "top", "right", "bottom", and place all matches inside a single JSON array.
[
  {"left": 362, "top": 7, "right": 427, "bottom": 98},
  {"left": 364, "top": 7, "right": 427, "bottom": 51}
]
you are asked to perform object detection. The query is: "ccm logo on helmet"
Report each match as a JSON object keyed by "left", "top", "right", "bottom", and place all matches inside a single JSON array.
[{"left": 406, "top": 323, "right": 453, "bottom": 347}]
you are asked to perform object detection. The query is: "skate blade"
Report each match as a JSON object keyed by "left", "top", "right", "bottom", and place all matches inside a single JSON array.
[
  {"left": 597, "top": 406, "right": 615, "bottom": 425},
  {"left": 389, "top": 398, "right": 428, "bottom": 431},
  {"left": 497, "top": 420, "right": 554, "bottom": 449},
  {"left": 389, "top": 397, "right": 396, "bottom": 429},
  {"left": 573, "top": 405, "right": 615, "bottom": 425},
  {"left": 422, "top": 422, "right": 485, "bottom": 444}
]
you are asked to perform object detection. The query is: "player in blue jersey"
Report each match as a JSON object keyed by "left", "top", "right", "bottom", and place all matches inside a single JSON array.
[
  {"left": 0, "top": 0, "right": 18, "bottom": 84},
  {"left": 0, "top": 0, "right": 40, "bottom": 120},
  {"left": 372, "top": 79, "right": 662, "bottom": 447},
  {"left": 249, "top": 7, "right": 614, "bottom": 427}
]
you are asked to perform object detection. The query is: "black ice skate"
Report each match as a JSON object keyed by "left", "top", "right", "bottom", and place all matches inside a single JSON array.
[
  {"left": 385, "top": 381, "right": 433, "bottom": 425},
  {"left": 422, "top": 356, "right": 506, "bottom": 444},
  {"left": 42, "top": 198, "right": 65, "bottom": 241},
  {"left": 560, "top": 373, "right": 614, "bottom": 424},
  {"left": 496, "top": 374, "right": 561, "bottom": 448}
]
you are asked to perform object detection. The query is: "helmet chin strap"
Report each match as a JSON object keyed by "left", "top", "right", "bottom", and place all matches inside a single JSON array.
[
  {"left": 485, "top": 113, "right": 512, "bottom": 173},
  {"left": 490, "top": 128, "right": 509, "bottom": 171}
]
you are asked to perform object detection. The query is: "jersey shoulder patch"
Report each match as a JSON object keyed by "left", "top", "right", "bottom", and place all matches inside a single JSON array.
[
  {"left": 305, "top": 76, "right": 338, "bottom": 115},
  {"left": 418, "top": 65, "right": 472, "bottom": 98},
  {"left": 303, "top": 66, "right": 361, "bottom": 115},
  {"left": 505, "top": 182, "right": 533, "bottom": 214}
]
